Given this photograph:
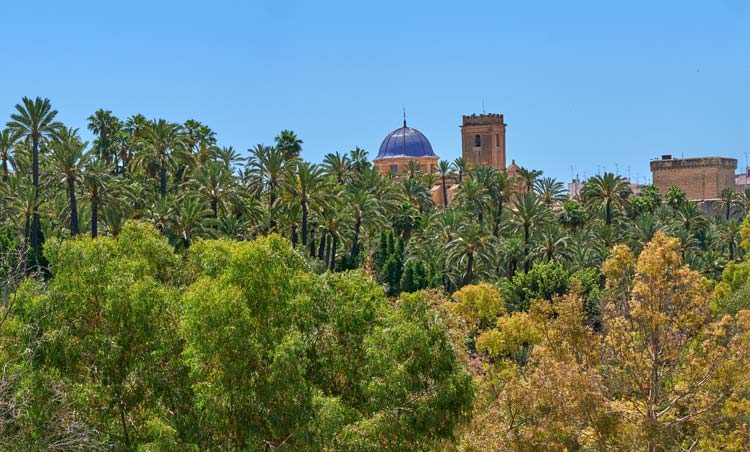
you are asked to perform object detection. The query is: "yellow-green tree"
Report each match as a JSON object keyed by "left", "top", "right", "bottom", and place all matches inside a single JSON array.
[{"left": 602, "top": 232, "right": 750, "bottom": 451}]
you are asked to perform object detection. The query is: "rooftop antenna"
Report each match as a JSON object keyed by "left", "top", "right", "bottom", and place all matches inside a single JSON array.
[
  {"left": 615, "top": 163, "right": 619, "bottom": 176},
  {"left": 482, "top": 99, "right": 486, "bottom": 114},
  {"left": 570, "top": 165, "right": 575, "bottom": 181},
  {"left": 744, "top": 151, "right": 748, "bottom": 169},
  {"left": 628, "top": 166, "right": 631, "bottom": 181}
]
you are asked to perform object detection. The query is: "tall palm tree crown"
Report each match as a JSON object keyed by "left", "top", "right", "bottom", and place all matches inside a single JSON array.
[
  {"left": 7, "top": 96, "right": 63, "bottom": 256},
  {"left": 581, "top": 172, "right": 632, "bottom": 225}
]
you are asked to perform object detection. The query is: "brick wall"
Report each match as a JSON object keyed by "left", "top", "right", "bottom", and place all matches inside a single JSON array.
[
  {"left": 461, "top": 113, "right": 506, "bottom": 171},
  {"left": 650, "top": 157, "right": 737, "bottom": 200}
]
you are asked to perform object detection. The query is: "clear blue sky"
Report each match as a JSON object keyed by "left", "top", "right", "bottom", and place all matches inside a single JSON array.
[{"left": 1, "top": 0, "right": 748, "bottom": 184}]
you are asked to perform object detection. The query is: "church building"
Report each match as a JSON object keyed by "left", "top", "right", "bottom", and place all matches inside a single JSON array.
[
  {"left": 373, "top": 113, "right": 509, "bottom": 176},
  {"left": 372, "top": 119, "right": 439, "bottom": 175},
  {"left": 372, "top": 112, "right": 521, "bottom": 207}
]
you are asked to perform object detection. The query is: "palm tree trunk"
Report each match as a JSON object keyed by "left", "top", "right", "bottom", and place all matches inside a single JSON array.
[
  {"left": 291, "top": 225, "right": 298, "bottom": 246},
  {"left": 269, "top": 185, "right": 277, "bottom": 230},
  {"left": 1, "top": 157, "right": 7, "bottom": 181},
  {"left": 91, "top": 196, "right": 99, "bottom": 238},
  {"left": 309, "top": 229, "right": 316, "bottom": 257},
  {"left": 211, "top": 199, "right": 218, "bottom": 218},
  {"left": 441, "top": 175, "right": 448, "bottom": 207},
  {"left": 318, "top": 232, "right": 326, "bottom": 260},
  {"left": 726, "top": 203, "right": 731, "bottom": 221},
  {"left": 524, "top": 225, "right": 530, "bottom": 272},
  {"left": 329, "top": 235, "right": 338, "bottom": 271},
  {"left": 159, "top": 161, "right": 167, "bottom": 198},
  {"left": 31, "top": 136, "right": 40, "bottom": 257},
  {"left": 325, "top": 236, "right": 331, "bottom": 268},
  {"left": 20, "top": 213, "right": 30, "bottom": 273},
  {"left": 350, "top": 218, "right": 362, "bottom": 265},
  {"left": 463, "top": 252, "right": 474, "bottom": 287},
  {"left": 729, "top": 241, "right": 735, "bottom": 261},
  {"left": 301, "top": 201, "right": 308, "bottom": 245},
  {"left": 493, "top": 200, "right": 503, "bottom": 238},
  {"left": 606, "top": 199, "right": 612, "bottom": 225},
  {"left": 68, "top": 177, "right": 79, "bottom": 236}
]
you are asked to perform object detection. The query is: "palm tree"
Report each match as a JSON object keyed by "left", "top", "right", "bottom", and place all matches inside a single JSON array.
[
  {"left": 446, "top": 222, "right": 495, "bottom": 287},
  {"left": 437, "top": 160, "right": 452, "bottom": 207},
  {"left": 348, "top": 188, "right": 382, "bottom": 265},
  {"left": 406, "top": 160, "right": 421, "bottom": 179},
  {"left": 82, "top": 159, "right": 113, "bottom": 238},
  {"left": 349, "top": 147, "right": 370, "bottom": 173},
  {"left": 534, "top": 224, "right": 569, "bottom": 262},
  {"left": 172, "top": 197, "right": 216, "bottom": 249},
  {"left": 137, "top": 119, "right": 185, "bottom": 198},
  {"left": 0, "top": 128, "right": 19, "bottom": 180},
  {"left": 183, "top": 119, "right": 216, "bottom": 156},
  {"left": 718, "top": 187, "right": 739, "bottom": 221},
  {"left": 672, "top": 202, "right": 707, "bottom": 235},
  {"left": 275, "top": 130, "right": 303, "bottom": 160},
  {"left": 49, "top": 129, "right": 90, "bottom": 236},
  {"left": 87, "top": 109, "right": 122, "bottom": 165},
  {"left": 145, "top": 195, "right": 177, "bottom": 234},
  {"left": 247, "top": 144, "right": 286, "bottom": 231},
  {"left": 720, "top": 219, "right": 741, "bottom": 261},
  {"left": 627, "top": 213, "right": 663, "bottom": 251},
  {"left": 285, "top": 161, "right": 327, "bottom": 246},
  {"left": 190, "top": 160, "right": 236, "bottom": 218},
  {"left": 320, "top": 209, "right": 346, "bottom": 271},
  {"left": 7, "top": 97, "right": 63, "bottom": 256},
  {"left": 454, "top": 177, "right": 490, "bottom": 223},
  {"left": 508, "top": 192, "right": 549, "bottom": 271},
  {"left": 491, "top": 171, "right": 512, "bottom": 237},
  {"left": 215, "top": 146, "right": 244, "bottom": 168},
  {"left": 567, "top": 229, "right": 601, "bottom": 272},
  {"left": 580, "top": 172, "right": 631, "bottom": 225},
  {"left": 400, "top": 178, "right": 433, "bottom": 213},
  {"left": 534, "top": 177, "right": 566, "bottom": 206},
  {"left": 322, "top": 151, "right": 352, "bottom": 185},
  {"left": 665, "top": 185, "right": 688, "bottom": 210},
  {"left": 1, "top": 175, "right": 49, "bottom": 272},
  {"left": 452, "top": 157, "right": 467, "bottom": 183},
  {"left": 517, "top": 167, "right": 543, "bottom": 193}
]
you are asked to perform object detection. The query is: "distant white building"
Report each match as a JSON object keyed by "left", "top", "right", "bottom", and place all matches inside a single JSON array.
[
  {"left": 568, "top": 178, "right": 583, "bottom": 199},
  {"left": 568, "top": 177, "right": 646, "bottom": 199},
  {"left": 735, "top": 167, "right": 750, "bottom": 192}
]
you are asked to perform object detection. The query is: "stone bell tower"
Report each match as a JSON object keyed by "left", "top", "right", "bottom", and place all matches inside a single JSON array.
[{"left": 461, "top": 113, "right": 506, "bottom": 171}]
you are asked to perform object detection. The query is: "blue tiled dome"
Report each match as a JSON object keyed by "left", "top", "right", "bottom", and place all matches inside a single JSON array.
[{"left": 375, "top": 123, "right": 436, "bottom": 159}]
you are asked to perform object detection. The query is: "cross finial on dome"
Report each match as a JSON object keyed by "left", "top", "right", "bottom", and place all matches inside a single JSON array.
[{"left": 403, "top": 106, "right": 407, "bottom": 128}]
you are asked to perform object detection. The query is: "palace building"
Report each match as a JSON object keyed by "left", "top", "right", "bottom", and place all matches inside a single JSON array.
[{"left": 650, "top": 155, "right": 737, "bottom": 201}]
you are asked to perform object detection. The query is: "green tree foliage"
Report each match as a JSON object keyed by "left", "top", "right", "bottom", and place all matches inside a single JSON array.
[
  {"left": 503, "top": 260, "right": 569, "bottom": 312},
  {"left": 182, "top": 234, "right": 474, "bottom": 450},
  {"left": 2, "top": 222, "right": 475, "bottom": 451},
  {"left": 10, "top": 221, "right": 191, "bottom": 449}
]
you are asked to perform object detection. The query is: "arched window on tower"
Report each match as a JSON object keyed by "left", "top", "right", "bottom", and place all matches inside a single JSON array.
[{"left": 474, "top": 134, "right": 481, "bottom": 147}]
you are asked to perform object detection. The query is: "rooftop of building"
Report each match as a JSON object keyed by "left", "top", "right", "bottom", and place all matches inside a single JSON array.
[
  {"left": 461, "top": 113, "right": 506, "bottom": 126},
  {"left": 374, "top": 120, "right": 437, "bottom": 160},
  {"left": 650, "top": 155, "right": 737, "bottom": 169}
]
